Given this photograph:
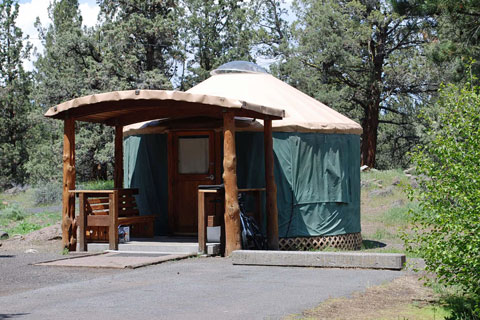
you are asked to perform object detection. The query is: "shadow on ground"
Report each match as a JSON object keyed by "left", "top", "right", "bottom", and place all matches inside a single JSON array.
[
  {"left": 362, "top": 240, "right": 387, "bottom": 249},
  {"left": 0, "top": 314, "right": 29, "bottom": 319}
]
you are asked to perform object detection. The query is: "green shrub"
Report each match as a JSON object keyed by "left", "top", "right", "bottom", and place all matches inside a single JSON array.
[
  {"left": 33, "top": 181, "right": 62, "bottom": 205},
  {"left": 442, "top": 294, "right": 480, "bottom": 320},
  {"left": 7, "top": 221, "right": 42, "bottom": 235},
  {"left": 404, "top": 81, "right": 480, "bottom": 316},
  {"left": 78, "top": 180, "right": 114, "bottom": 190},
  {"left": 0, "top": 203, "right": 26, "bottom": 221}
]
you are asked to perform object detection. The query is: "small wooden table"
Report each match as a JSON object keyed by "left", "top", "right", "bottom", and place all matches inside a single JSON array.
[{"left": 198, "top": 188, "right": 265, "bottom": 255}]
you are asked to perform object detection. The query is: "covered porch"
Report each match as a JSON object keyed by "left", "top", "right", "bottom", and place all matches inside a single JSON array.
[{"left": 45, "top": 89, "right": 284, "bottom": 256}]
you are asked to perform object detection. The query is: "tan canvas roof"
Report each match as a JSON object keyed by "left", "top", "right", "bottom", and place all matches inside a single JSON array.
[
  {"left": 187, "top": 73, "right": 362, "bottom": 134},
  {"left": 125, "top": 72, "right": 362, "bottom": 135},
  {"left": 44, "top": 89, "right": 284, "bottom": 126}
]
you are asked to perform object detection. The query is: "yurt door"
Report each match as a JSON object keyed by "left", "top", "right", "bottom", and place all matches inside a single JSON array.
[{"left": 170, "top": 131, "right": 217, "bottom": 234}]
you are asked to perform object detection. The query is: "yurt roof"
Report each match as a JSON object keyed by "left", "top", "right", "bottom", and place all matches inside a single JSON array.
[
  {"left": 189, "top": 68, "right": 362, "bottom": 134},
  {"left": 124, "top": 62, "right": 362, "bottom": 135}
]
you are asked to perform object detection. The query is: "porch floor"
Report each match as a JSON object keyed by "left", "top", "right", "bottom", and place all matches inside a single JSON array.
[{"left": 86, "top": 236, "right": 221, "bottom": 255}]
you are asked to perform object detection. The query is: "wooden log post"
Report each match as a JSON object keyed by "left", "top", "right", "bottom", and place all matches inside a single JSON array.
[
  {"left": 114, "top": 125, "right": 124, "bottom": 189},
  {"left": 223, "top": 111, "right": 242, "bottom": 256},
  {"left": 264, "top": 119, "right": 279, "bottom": 250},
  {"left": 62, "top": 117, "right": 76, "bottom": 251},
  {"left": 198, "top": 190, "right": 207, "bottom": 254},
  {"left": 109, "top": 190, "right": 119, "bottom": 250},
  {"left": 77, "top": 193, "right": 87, "bottom": 252}
]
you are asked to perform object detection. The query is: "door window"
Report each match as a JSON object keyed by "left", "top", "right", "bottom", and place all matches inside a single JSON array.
[{"left": 178, "top": 136, "right": 209, "bottom": 174}]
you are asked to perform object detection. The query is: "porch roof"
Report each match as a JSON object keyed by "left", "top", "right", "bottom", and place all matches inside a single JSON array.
[{"left": 44, "top": 89, "right": 284, "bottom": 126}]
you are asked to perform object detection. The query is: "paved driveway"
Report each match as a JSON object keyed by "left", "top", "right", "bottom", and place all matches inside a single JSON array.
[{"left": 0, "top": 255, "right": 405, "bottom": 319}]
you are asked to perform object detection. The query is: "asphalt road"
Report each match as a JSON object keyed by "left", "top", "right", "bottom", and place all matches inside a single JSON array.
[
  {"left": 0, "top": 252, "right": 127, "bottom": 297},
  {"left": 0, "top": 253, "right": 405, "bottom": 319}
]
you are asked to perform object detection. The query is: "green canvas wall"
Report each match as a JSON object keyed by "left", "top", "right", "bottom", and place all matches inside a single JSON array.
[
  {"left": 124, "top": 134, "right": 169, "bottom": 235},
  {"left": 236, "top": 132, "right": 360, "bottom": 237},
  {"left": 124, "top": 132, "right": 361, "bottom": 237}
]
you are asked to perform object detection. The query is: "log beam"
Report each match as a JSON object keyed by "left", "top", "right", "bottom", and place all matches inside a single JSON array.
[
  {"left": 264, "top": 119, "right": 279, "bottom": 250},
  {"left": 62, "top": 118, "right": 76, "bottom": 251},
  {"left": 114, "top": 125, "right": 124, "bottom": 189},
  {"left": 223, "top": 111, "right": 242, "bottom": 256}
]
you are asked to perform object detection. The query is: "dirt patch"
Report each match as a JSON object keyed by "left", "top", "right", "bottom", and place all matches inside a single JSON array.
[
  {"left": 293, "top": 274, "right": 440, "bottom": 320},
  {"left": 23, "top": 222, "right": 62, "bottom": 241},
  {"left": 0, "top": 222, "right": 63, "bottom": 253}
]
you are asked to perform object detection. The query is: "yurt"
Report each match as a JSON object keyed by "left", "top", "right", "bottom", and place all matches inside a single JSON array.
[{"left": 123, "top": 61, "right": 363, "bottom": 250}]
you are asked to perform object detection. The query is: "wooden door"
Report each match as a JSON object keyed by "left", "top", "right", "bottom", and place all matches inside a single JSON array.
[{"left": 170, "top": 131, "right": 217, "bottom": 234}]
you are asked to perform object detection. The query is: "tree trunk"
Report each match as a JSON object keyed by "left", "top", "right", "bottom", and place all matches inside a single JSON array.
[
  {"left": 361, "top": 104, "right": 379, "bottom": 168},
  {"left": 361, "top": 27, "right": 386, "bottom": 169},
  {"left": 146, "top": 36, "right": 155, "bottom": 71}
]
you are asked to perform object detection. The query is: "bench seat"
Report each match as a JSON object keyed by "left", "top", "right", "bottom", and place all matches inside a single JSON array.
[{"left": 118, "top": 215, "right": 155, "bottom": 238}]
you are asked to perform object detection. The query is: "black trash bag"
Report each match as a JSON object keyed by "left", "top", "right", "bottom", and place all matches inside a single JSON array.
[{"left": 238, "top": 193, "right": 267, "bottom": 250}]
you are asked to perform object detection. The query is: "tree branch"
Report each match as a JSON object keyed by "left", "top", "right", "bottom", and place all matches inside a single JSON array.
[
  {"left": 352, "top": 97, "right": 368, "bottom": 111},
  {"left": 379, "top": 105, "right": 408, "bottom": 116},
  {"left": 379, "top": 119, "right": 410, "bottom": 125},
  {"left": 456, "top": 10, "right": 480, "bottom": 18}
]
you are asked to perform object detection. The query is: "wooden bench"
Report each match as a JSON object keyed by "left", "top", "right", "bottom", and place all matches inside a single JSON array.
[{"left": 73, "top": 189, "right": 155, "bottom": 251}]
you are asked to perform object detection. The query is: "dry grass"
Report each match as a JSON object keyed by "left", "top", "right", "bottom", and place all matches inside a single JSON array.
[
  {"left": 288, "top": 274, "right": 449, "bottom": 320},
  {"left": 360, "top": 169, "right": 415, "bottom": 253}
]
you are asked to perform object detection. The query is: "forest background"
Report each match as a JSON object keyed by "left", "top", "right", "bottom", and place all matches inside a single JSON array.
[{"left": 0, "top": 0, "right": 478, "bottom": 188}]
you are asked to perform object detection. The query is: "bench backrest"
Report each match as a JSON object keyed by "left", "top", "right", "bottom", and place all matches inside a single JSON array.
[
  {"left": 84, "top": 189, "right": 139, "bottom": 218},
  {"left": 118, "top": 189, "right": 139, "bottom": 217}
]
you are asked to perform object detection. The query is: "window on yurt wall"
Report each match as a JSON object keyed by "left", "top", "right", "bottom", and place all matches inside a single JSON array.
[{"left": 178, "top": 136, "right": 209, "bottom": 174}]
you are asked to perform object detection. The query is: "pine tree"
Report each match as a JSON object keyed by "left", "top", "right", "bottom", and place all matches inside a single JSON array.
[
  {"left": 397, "top": 0, "right": 480, "bottom": 81},
  {"left": 97, "top": 0, "right": 183, "bottom": 90},
  {"left": 30, "top": 0, "right": 114, "bottom": 183},
  {"left": 0, "top": 0, "right": 32, "bottom": 188},
  {"left": 179, "top": 0, "right": 258, "bottom": 88},
  {"left": 280, "top": 0, "right": 439, "bottom": 168}
]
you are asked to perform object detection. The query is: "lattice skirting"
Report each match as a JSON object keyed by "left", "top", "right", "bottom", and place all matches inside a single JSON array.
[{"left": 279, "top": 233, "right": 363, "bottom": 251}]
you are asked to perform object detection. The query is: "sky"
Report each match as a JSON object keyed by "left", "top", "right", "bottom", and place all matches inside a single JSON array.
[{"left": 17, "top": 0, "right": 100, "bottom": 70}]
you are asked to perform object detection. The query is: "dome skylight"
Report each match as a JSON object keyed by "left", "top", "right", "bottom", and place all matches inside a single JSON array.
[{"left": 211, "top": 61, "right": 268, "bottom": 75}]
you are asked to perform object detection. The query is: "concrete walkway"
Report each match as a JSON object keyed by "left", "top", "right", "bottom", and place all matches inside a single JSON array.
[
  {"left": 36, "top": 252, "right": 194, "bottom": 269},
  {"left": 0, "top": 256, "right": 405, "bottom": 319}
]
